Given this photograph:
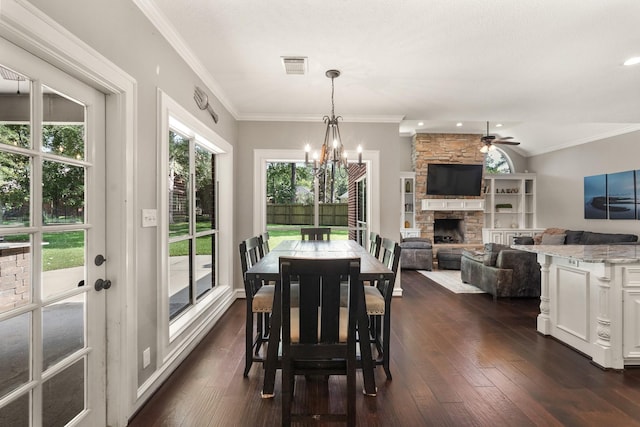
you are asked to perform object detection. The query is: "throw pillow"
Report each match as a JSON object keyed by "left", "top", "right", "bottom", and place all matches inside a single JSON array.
[
  {"left": 533, "top": 227, "right": 566, "bottom": 244},
  {"left": 541, "top": 233, "right": 566, "bottom": 245},
  {"left": 513, "top": 236, "right": 534, "bottom": 245},
  {"left": 564, "top": 230, "right": 584, "bottom": 244}
]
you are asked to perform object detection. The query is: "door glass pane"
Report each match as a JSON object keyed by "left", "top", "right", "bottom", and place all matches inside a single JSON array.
[
  {"left": 0, "top": 311, "right": 30, "bottom": 397},
  {"left": 195, "top": 234, "right": 214, "bottom": 299},
  {"left": 42, "top": 160, "right": 85, "bottom": 225},
  {"left": 0, "top": 392, "right": 29, "bottom": 427},
  {"left": 41, "top": 86, "right": 85, "bottom": 161},
  {"left": 169, "top": 239, "right": 191, "bottom": 319},
  {"left": 0, "top": 234, "right": 31, "bottom": 313},
  {"left": 0, "top": 151, "right": 31, "bottom": 227},
  {"left": 0, "top": 65, "right": 30, "bottom": 150},
  {"left": 195, "top": 145, "right": 214, "bottom": 231},
  {"left": 43, "top": 295, "right": 85, "bottom": 371},
  {"left": 169, "top": 131, "right": 189, "bottom": 238},
  {"left": 42, "top": 358, "right": 84, "bottom": 426},
  {"left": 42, "top": 230, "right": 85, "bottom": 299}
]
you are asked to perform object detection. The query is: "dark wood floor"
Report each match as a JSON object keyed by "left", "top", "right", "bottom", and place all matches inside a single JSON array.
[{"left": 129, "top": 271, "right": 640, "bottom": 426}]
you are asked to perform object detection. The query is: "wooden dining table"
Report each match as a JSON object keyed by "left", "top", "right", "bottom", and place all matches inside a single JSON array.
[{"left": 245, "top": 239, "right": 394, "bottom": 397}]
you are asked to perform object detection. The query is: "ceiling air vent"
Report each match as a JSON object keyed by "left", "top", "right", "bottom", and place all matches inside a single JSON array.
[{"left": 281, "top": 57, "right": 307, "bottom": 75}]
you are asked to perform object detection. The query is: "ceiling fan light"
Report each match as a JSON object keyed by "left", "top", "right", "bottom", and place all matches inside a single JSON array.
[
  {"left": 479, "top": 145, "right": 489, "bottom": 153},
  {"left": 489, "top": 144, "right": 497, "bottom": 151}
]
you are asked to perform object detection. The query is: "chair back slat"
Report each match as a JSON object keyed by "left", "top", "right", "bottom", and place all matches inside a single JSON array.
[
  {"left": 378, "top": 238, "right": 401, "bottom": 298},
  {"left": 300, "top": 227, "right": 331, "bottom": 241},
  {"left": 369, "top": 232, "right": 381, "bottom": 258},
  {"left": 260, "top": 231, "right": 270, "bottom": 254},
  {"left": 280, "top": 257, "right": 360, "bottom": 346}
]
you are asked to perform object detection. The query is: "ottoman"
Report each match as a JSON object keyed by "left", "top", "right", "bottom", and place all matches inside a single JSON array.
[
  {"left": 399, "top": 237, "right": 433, "bottom": 270},
  {"left": 437, "top": 248, "right": 463, "bottom": 270}
]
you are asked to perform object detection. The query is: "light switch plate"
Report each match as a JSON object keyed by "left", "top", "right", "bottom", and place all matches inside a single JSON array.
[{"left": 142, "top": 209, "right": 157, "bottom": 227}]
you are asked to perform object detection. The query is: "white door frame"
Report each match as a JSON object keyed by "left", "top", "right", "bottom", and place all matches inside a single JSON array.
[
  {"left": 0, "top": 1, "right": 137, "bottom": 425},
  {"left": 252, "top": 148, "right": 380, "bottom": 238}
]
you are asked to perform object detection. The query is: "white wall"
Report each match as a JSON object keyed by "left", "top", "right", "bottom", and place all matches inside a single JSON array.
[{"left": 529, "top": 130, "right": 640, "bottom": 235}]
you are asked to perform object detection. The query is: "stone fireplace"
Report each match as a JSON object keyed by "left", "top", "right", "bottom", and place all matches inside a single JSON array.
[{"left": 412, "top": 133, "right": 485, "bottom": 245}]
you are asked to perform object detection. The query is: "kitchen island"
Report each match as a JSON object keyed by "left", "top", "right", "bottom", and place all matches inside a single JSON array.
[{"left": 513, "top": 244, "right": 640, "bottom": 369}]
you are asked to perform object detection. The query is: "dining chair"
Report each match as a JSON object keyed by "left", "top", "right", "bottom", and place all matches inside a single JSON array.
[
  {"left": 259, "top": 231, "right": 270, "bottom": 254},
  {"left": 239, "top": 236, "right": 273, "bottom": 377},
  {"left": 368, "top": 231, "right": 381, "bottom": 258},
  {"left": 279, "top": 257, "right": 361, "bottom": 426},
  {"left": 300, "top": 227, "right": 331, "bottom": 241},
  {"left": 364, "top": 237, "right": 401, "bottom": 380}
]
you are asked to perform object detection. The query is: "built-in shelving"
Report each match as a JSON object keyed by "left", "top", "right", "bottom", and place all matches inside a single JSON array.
[
  {"left": 482, "top": 173, "right": 541, "bottom": 244},
  {"left": 400, "top": 172, "right": 420, "bottom": 238}
]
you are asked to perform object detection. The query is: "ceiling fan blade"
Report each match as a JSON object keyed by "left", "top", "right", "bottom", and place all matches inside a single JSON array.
[
  {"left": 494, "top": 140, "right": 520, "bottom": 145},
  {"left": 497, "top": 136, "right": 513, "bottom": 141}
]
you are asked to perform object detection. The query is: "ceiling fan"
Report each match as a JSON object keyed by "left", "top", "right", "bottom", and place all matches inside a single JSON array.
[{"left": 480, "top": 121, "right": 520, "bottom": 153}]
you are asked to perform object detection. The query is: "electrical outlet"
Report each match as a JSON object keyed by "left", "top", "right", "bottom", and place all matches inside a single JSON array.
[
  {"left": 143, "top": 347, "right": 151, "bottom": 368},
  {"left": 142, "top": 209, "right": 157, "bottom": 227}
]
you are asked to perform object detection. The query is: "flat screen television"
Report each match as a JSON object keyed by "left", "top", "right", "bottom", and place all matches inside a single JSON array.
[{"left": 426, "top": 163, "right": 483, "bottom": 196}]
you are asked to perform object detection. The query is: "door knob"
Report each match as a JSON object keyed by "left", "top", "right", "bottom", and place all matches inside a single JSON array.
[{"left": 94, "top": 278, "right": 112, "bottom": 291}]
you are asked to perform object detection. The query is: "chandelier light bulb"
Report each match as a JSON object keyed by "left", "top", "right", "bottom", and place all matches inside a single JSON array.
[{"left": 304, "top": 144, "right": 311, "bottom": 163}]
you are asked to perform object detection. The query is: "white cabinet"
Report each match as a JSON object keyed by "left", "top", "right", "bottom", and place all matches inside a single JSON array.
[
  {"left": 483, "top": 173, "right": 538, "bottom": 243},
  {"left": 400, "top": 172, "right": 420, "bottom": 238},
  {"left": 483, "top": 228, "right": 544, "bottom": 245}
]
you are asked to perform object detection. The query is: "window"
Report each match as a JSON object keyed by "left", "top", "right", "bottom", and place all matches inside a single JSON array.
[
  {"left": 168, "top": 131, "right": 216, "bottom": 320},
  {"left": 485, "top": 147, "right": 513, "bottom": 174},
  {"left": 158, "top": 90, "right": 233, "bottom": 350}
]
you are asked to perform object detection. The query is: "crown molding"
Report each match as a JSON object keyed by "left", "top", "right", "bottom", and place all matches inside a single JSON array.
[
  {"left": 132, "top": 0, "right": 239, "bottom": 119},
  {"left": 237, "top": 113, "right": 404, "bottom": 123},
  {"left": 526, "top": 124, "right": 640, "bottom": 157}
]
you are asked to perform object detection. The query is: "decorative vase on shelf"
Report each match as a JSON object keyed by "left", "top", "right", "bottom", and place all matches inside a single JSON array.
[
  {"left": 405, "top": 180, "right": 411, "bottom": 193},
  {"left": 404, "top": 220, "right": 410, "bottom": 228}
]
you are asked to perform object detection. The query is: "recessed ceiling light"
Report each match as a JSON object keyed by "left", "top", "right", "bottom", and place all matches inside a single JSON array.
[
  {"left": 456, "top": 122, "right": 463, "bottom": 127},
  {"left": 495, "top": 123, "right": 503, "bottom": 127},
  {"left": 624, "top": 57, "right": 640, "bottom": 66},
  {"left": 417, "top": 121, "right": 424, "bottom": 126}
]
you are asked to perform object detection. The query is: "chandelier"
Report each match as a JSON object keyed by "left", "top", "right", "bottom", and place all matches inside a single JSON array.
[{"left": 305, "top": 69, "right": 362, "bottom": 176}]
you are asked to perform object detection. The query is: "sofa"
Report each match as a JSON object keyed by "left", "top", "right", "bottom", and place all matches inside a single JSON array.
[
  {"left": 461, "top": 243, "right": 541, "bottom": 300},
  {"left": 514, "top": 228, "right": 638, "bottom": 245},
  {"left": 399, "top": 237, "right": 433, "bottom": 270}
]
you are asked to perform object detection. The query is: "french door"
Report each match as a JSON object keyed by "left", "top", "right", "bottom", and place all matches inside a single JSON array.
[{"left": 0, "top": 39, "right": 107, "bottom": 426}]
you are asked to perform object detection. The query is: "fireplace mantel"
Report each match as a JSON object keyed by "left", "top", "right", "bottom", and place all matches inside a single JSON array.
[{"left": 421, "top": 199, "right": 485, "bottom": 211}]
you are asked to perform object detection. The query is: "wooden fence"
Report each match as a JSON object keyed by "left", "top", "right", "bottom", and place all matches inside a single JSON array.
[{"left": 267, "top": 203, "right": 348, "bottom": 226}]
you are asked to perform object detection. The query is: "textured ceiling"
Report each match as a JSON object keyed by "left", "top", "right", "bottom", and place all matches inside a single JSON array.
[{"left": 137, "top": 0, "right": 640, "bottom": 156}]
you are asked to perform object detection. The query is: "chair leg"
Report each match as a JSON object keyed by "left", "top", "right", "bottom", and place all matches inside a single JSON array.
[
  {"left": 244, "top": 306, "right": 253, "bottom": 377},
  {"left": 347, "top": 358, "right": 356, "bottom": 426},
  {"left": 382, "top": 312, "right": 392, "bottom": 380},
  {"left": 255, "top": 312, "right": 263, "bottom": 355},
  {"left": 282, "top": 360, "right": 292, "bottom": 426}
]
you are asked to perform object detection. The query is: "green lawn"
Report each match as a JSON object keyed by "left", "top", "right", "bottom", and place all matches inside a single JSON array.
[
  {"left": 2, "top": 225, "right": 349, "bottom": 271},
  {"left": 266, "top": 226, "right": 349, "bottom": 249}
]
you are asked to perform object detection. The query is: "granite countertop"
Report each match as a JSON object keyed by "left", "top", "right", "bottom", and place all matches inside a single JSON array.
[{"left": 512, "top": 244, "right": 640, "bottom": 264}]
